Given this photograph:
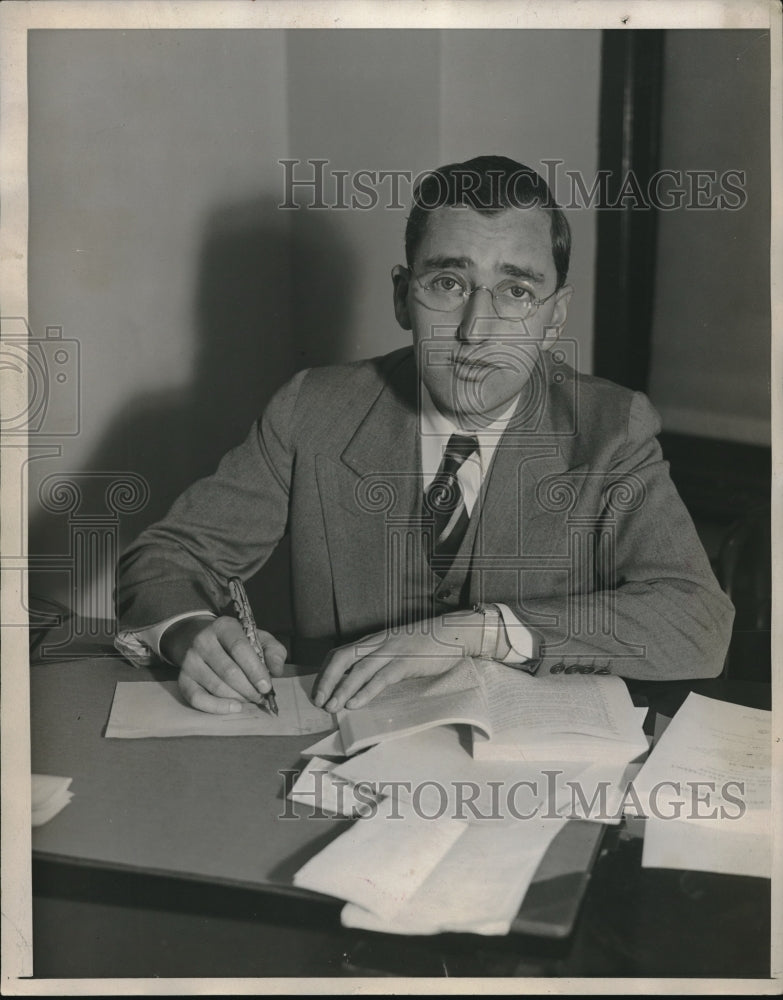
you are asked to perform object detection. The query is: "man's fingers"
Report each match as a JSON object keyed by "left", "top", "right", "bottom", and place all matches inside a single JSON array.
[
  {"left": 256, "top": 630, "right": 287, "bottom": 676},
  {"left": 343, "top": 660, "right": 408, "bottom": 709},
  {"left": 211, "top": 616, "right": 274, "bottom": 696},
  {"left": 313, "top": 645, "right": 357, "bottom": 706},
  {"left": 182, "top": 649, "right": 255, "bottom": 703},
  {"left": 324, "top": 655, "right": 392, "bottom": 711},
  {"left": 179, "top": 671, "right": 243, "bottom": 715},
  {"left": 193, "top": 626, "right": 265, "bottom": 703}
]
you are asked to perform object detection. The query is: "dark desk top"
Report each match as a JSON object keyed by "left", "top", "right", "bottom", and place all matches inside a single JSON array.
[{"left": 31, "top": 657, "right": 350, "bottom": 891}]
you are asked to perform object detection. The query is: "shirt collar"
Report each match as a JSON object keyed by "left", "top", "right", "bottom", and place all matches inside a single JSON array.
[{"left": 419, "top": 385, "right": 519, "bottom": 474}]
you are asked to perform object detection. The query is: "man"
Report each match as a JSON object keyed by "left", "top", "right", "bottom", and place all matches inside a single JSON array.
[{"left": 116, "top": 155, "right": 733, "bottom": 715}]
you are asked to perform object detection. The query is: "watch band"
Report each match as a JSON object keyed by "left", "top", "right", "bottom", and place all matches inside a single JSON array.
[{"left": 473, "top": 603, "right": 501, "bottom": 659}]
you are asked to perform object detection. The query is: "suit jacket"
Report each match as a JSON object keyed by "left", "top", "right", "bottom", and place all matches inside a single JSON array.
[{"left": 116, "top": 346, "right": 734, "bottom": 678}]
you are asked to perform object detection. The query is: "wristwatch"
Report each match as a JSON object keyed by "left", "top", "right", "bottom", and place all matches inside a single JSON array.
[{"left": 473, "top": 603, "right": 502, "bottom": 659}]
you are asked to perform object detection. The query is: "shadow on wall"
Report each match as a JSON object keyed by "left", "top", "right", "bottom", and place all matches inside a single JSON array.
[{"left": 28, "top": 196, "right": 356, "bottom": 635}]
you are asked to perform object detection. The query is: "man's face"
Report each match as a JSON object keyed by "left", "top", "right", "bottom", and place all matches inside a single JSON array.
[{"left": 392, "top": 205, "right": 572, "bottom": 426}]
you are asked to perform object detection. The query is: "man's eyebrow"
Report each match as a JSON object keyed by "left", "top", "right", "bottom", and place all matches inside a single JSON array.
[
  {"left": 499, "top": 263, "right": 546, "bottom": 283},
  {"left": 420, "top": 256, "right": 546, "bottom": 284},
  {"left": 420, "top": 255, "right": 473, "bottom": 270}
]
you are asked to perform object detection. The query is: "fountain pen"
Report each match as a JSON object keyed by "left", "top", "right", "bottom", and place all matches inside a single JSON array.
[{"left": 228, "top": 576, "right": 279, "bottom": 716}]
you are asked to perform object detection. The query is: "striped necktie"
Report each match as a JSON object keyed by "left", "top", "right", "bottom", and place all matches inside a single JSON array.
[{"left": 423, "top": 433, "right": 479, "bottom": 577}]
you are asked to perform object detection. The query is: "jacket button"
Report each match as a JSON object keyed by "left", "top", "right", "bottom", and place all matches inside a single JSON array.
[{"left": 439, "top": 588, "right": 451, "bottom": 600}]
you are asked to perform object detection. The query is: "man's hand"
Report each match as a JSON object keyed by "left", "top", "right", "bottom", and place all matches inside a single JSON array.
[
  {"left": 161, "top": 615, "right": 286, "bottom": 714},
  {"left": 313, "top": 610, "right": 484, "bottom": 712}
]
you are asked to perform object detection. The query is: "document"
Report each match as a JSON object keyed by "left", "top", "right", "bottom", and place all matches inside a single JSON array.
[
  {"left": 105, "top": 676, "right": 333, "bottom": 738},
  {"left": 340, "top": 815, "right": 568, "bottom": 935},
  {"left": 31, "top": 774, "right": 73, "bottom": 826},
  {"left": 631, "top": 693, "right": 771, "bottom": 816},
  {"left": 293, "top": 802, "right": 468, "bottom": 921},
  {"left": 631, "top": 693, "right": 771, "bottom": 878}
]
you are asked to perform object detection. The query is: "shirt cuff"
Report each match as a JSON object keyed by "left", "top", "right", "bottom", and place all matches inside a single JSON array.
[
  {"left": 114, "top": 610, "right": 217, "bottom": 667},
  {"left": 494, "top": 603, "right": 539, "bottom": 671}
]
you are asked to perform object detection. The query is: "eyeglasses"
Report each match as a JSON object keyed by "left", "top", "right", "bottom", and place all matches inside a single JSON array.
[{"left": 410, "top": 269, "right": 559, "bottom": 320}]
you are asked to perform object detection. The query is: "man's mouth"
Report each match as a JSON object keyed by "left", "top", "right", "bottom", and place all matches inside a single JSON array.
[{"left": 453, "top": 357, "right": 499, "bottom": 379}]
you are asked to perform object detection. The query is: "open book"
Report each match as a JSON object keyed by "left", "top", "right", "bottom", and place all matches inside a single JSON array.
[{"left": 336, "top": 658, "right": 648, "bottom": 762}]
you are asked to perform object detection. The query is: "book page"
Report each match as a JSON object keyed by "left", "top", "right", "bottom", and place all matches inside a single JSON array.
[
  {"left": 337, "top": 657, "right": 489, "bottom": 754},
  {"left": 105, "top": 676, "right": 333, "bottom": 738},
  {"left": 480, "top": 662, "right": 639, "bottom": 739}
]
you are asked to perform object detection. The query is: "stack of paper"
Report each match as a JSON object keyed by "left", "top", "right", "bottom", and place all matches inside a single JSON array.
[
  {"left": 629, "top": 693, "right": 771, "bottom": 879},
  {"left": 289, "top": 716, "right": 638, "bottom": 933},
  {"left": 292, "top": 796, "right": 568, "bottom": 936},
  {"left": 287, "top": 660, "right": 654, "bottom": 934},
  {"left": 32, "top": 774, "right": 73, "bottom": 826}
]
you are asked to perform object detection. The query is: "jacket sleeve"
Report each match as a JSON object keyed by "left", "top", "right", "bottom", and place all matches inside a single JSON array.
[
  {"left": 517, "top": 393, "right": 734, "bottom": 680},
  {"left": 115, "top": 370, "right": 307, "bottom": 632}
]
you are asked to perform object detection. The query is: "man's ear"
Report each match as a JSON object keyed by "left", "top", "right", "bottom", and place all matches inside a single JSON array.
[
  {"left": 392, "top": 265, "right": 412, "bottom": 331},
  {"left": 541, "top": 284, "right": 573, "bottom": 351}
]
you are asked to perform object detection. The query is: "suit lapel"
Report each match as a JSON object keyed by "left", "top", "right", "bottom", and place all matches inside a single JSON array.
[
  {"left": 474, "top": 350, "right": 578, "bottom": 561},
  {"left": 316, "top": 352, "right": 422, "bottom": 636}
]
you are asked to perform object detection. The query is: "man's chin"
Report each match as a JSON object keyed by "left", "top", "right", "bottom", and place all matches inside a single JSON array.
[{"left": 429, "top": 384, "right": 520, "bottom": 428}]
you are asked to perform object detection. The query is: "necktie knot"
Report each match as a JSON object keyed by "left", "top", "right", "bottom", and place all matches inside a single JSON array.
[
  {"left": 441, "top": 433, "right": 479, "bottom": 474},
  {"left": 423, "top": 433, "right": 479, "bottom": 577},
  {"left": 424, "top": 434, "right": 479, "bottom": 517}
]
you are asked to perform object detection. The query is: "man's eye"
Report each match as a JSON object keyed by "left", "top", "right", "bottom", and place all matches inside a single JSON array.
[
  {"left": 503, "top": 284, "right": 534, "bottom": 301},
  {"left": 431, "top": 275, "right": 465, "bottom": 293}
]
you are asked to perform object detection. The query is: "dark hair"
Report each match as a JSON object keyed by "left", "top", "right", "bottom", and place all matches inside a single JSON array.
[{"left": 405, "top": 154, "right": 571, "bottom": 290}]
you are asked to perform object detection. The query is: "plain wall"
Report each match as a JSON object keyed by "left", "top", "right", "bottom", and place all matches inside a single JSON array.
[
  {"left": 26, "top": 29, "right": 602, "bottom": 618},
  {"left": 647, "top": 30, "right": 771, "bottom": 446}
]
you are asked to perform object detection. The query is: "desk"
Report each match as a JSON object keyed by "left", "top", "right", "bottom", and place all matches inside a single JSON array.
[{"left": 30, "top": 657, "right": 771, "bottom": 979}]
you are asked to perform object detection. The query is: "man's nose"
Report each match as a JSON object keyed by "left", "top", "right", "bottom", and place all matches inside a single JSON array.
[{"left": 456, "top": 287, "right": 504, "bottom": 342}]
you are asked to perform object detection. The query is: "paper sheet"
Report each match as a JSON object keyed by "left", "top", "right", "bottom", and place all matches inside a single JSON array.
[
  {"left": 630, "top": 693, "right": 771, "bottom": 878},
  {"left": 631, "top": 693, "right": 771, "bottom": 816},
  {"left": 31, "top": 774, "right": 74, "bottom": 827},
  {"left": 287, "top": 756, "right": 379, "bottom": 816},
  {"left": 293, "top": 803, "right": 468, "bottom": 921},
  {"left": 300, "top": 729, "right": 346, "bottom": 758},
  {"left": 340, "top": 815, "right": 568, "bottom": 935},
  {"left": 643, "top": 814, "right": 771, "bottom": 879},
  {"left": 105, "top": 676, "right": 333, "bottom": 738}
]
